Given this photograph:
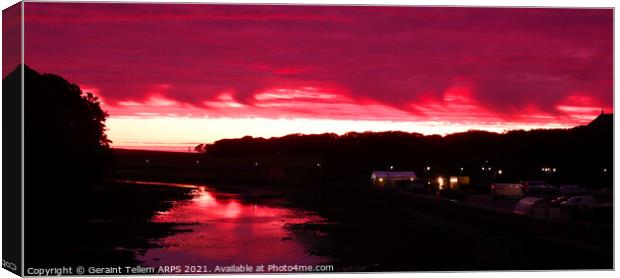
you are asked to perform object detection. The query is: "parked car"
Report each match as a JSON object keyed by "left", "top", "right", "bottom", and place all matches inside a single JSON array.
[
  {"left": 436, "top": 188, "right": 466, "bottom": 201},
  {"left": 513, "top": 197, "right": 548, "bottom": 216},
  {"left": 548, "top": 195, "right": 572, "bottom": 207},
  {"left": 514, "top": 197, "right": 570, "bottom": 220},
  {"left": 521, "top": 180, "right": 557, "bottom": 197},
  {"left": 559, "top": 195, "right": 595, "bottom": 210},
  {"left": 491, "top": 183, "right": 524, "bottom": 199},
  {"left": 559, "top": 185, "right": 588, "bottom": 196},
  {"left": 559, "top": 195, "right": 605, "bottom": 221},
  {"left": 520, "top": 180, "right": 544, "bottom": 191}
]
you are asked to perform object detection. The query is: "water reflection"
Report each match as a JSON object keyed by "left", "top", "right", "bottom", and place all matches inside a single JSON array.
[{"left": 138, "top": 184, "right": 330, "bottom": 267}]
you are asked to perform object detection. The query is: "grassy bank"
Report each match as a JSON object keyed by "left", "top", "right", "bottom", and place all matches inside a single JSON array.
[{"left": 25, "top": 181, "right": 195, "bottom": 268}]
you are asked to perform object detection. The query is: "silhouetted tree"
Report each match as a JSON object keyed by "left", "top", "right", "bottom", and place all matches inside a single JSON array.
[
  {"left": 3, "top": 64, "right": 115, "bottom": 266},
  {"left": 2, "top": 64, "right": 113, "bottom": 232},
  {"left": 17, "top": 65, "right": 112, "bottom": 190}
]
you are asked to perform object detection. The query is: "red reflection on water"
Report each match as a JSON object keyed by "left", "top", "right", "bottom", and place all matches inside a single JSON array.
[{"left": 140, "top": 185, "right": 329, "bottom": 267}]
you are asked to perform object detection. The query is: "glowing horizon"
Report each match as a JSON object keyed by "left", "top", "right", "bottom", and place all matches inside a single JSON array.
[{"left": 106, "top": 114, "right": 601, "bottom": 152}]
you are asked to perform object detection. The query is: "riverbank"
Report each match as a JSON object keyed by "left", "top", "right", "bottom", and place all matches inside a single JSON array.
[
  {"left": 285, "top": 184, "right": 612, "bottom": 271},
  {"left": 25, "top": 180, "right": 196, "bottom": 268}
]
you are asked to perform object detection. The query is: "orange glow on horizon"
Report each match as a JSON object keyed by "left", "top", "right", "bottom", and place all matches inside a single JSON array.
[{"left": 106, "top": 114, "right": 603, "bottom": 152}]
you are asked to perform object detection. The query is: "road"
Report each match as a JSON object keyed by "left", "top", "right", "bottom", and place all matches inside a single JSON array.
[{"left": 399, "top": 189, "right": 520, "bottom": 214}]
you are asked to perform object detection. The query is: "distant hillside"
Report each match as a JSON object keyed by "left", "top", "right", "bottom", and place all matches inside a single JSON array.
[
  {"left": 197, "top": 114, "right": 612, "bottom": 186},
  {"left": 588, "top": 112, "right": 613, "bottom": 129}
]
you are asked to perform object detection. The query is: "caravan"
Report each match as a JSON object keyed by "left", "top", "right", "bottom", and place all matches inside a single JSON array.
[{"left": 491, "top": 183, "right": 524, "bottom": 199}]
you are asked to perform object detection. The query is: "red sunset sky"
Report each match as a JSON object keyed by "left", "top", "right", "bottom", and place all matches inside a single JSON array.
[{"left": 18, "top": 3, "right": 613, "bottom": 151}]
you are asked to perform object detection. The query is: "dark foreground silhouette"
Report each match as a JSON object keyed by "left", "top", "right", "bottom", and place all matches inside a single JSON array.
[{"left": 3, "top": 65, "right": 196, "bottom": 267}]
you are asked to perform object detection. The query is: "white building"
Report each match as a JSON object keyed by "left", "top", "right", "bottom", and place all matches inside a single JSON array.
[{"left": 371, "top": 171, "right": 416, "bottom": 186}]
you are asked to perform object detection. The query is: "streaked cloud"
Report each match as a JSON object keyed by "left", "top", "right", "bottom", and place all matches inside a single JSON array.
[{"left": 22, "top": 3, "right": 613, "bottom": 149}]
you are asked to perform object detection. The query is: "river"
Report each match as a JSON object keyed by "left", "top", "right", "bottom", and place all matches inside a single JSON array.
[{"left": 132, "top": 181, "right": 331, "bottom": 269}]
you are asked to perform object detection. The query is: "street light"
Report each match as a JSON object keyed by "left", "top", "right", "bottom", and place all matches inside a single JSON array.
[{"left": 498, "top": 169, "right": 503, "bottom": 175}]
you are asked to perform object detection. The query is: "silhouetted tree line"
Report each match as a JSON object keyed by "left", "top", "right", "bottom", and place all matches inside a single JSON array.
[
  {"left": 4, "top": 65, "right": 113, "bottom": 254},
  {"left": 15, "top": 65, "right": 113, "bottom": 192},
  {"left": 198, "top": 114, "right": 612, "bottom": 187}
]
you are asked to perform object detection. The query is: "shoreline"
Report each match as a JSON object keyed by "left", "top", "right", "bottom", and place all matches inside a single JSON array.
[{"left": 26, "top": 176, "right": 612, "bottom": 271}]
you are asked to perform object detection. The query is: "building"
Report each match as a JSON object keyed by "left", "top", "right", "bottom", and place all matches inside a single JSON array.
[
  {"left": 447, "top": 176, "right": 470, "bottom": 189},
  {"left": 371, "top": 171, "right": 416, "bottom": 186}
]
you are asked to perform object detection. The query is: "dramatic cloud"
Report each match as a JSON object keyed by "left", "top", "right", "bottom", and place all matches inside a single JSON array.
[
  {"left": 2, "top": 2, "right": 21, "bottom": 77},
  {"left": 22, "top": 3, "right": 613, "bottom": 149}
]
